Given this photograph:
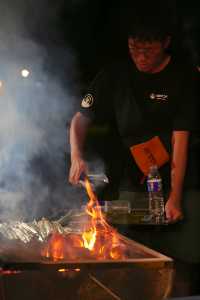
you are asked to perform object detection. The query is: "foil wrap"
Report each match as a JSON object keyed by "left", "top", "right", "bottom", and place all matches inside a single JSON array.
[{"left": 0, "top": 218, "right": 73, "bottom": 243}]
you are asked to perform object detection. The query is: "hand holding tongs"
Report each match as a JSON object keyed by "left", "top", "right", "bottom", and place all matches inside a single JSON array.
[{"left": 78, "top": 173, "right": 109, "bottom": 188}]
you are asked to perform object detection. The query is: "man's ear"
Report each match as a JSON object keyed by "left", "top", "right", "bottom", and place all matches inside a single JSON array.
[
  {"left": 163, "top": 36, "right": 171, "bottom": 49},
  {"left": 128, "top": 37, "right": 134, "bottom": 47}
]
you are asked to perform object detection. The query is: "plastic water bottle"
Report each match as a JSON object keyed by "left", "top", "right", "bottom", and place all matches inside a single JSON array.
[{"left": 147, "top": 165, "right": 165, "bottom": 223}]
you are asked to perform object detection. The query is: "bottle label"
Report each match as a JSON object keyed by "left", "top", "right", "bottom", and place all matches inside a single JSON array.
[{"left": 147, "top": 179, "right": 162, "bottom": 192}]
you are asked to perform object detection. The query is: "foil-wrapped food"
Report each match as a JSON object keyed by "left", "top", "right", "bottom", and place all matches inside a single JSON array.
[
  {"left": 0, "top": 209, "right": 87, "bottom": 244},
  {"left": 0, "top": 218, "right": 71, "bottom": 243}
]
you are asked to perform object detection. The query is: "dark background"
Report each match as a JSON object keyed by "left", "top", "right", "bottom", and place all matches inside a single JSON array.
[
  {"left": 19, "top": 0, "right": 200, "bottom": 84},
  {"left": 30, "top": 0, "right": 200, "bottom": 205},
  {"left": 0, "top": 0, "right": 199, "bottom": 219}
]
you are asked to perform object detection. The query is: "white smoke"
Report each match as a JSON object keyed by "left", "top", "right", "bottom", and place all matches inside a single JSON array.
[{"left": 0, "top": 1, "right": 85, "bottom": 222}]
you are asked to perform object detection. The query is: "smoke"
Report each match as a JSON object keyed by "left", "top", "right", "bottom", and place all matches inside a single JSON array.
[{"left": 0, "top": 1, "right": 89, "bottom": 222}]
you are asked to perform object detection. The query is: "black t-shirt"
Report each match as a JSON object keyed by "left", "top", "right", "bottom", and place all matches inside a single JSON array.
[{"left": 79, "top": 57, "right": 199, "bottom": 191}]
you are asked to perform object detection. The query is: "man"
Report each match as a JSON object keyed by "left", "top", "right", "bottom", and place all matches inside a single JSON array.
[
  {"left": 69, "top": 20, "right": 198, "bottom": 222},
  {"left": 69, "top": 18, "right": 200, "bottom": 295}
]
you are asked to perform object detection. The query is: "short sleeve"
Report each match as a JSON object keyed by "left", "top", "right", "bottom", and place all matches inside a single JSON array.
[{"left": 79, "top": 68, "right": 114, "bottom": 124}]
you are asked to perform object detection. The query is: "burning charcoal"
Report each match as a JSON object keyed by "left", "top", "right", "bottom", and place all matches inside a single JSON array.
[
  {"left": 41, "top": 232, "right": 69, "bottom": 261},
  {"left": 41, "top": 232, "right": 92, "bottom": 261}
]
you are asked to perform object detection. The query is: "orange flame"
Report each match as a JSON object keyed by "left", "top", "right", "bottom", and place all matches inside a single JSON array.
[
  {"left": 82, "top": 227, "right": 96, "bottom": 250},
  {"left": 81, "top": 178, "right": 125, "bottom": 259},
  {"left": 81, "top": 178, "right": 105, "bottom": 251},
  {"left": 41, "top": 177, "right": 127, "bottom": 261}
]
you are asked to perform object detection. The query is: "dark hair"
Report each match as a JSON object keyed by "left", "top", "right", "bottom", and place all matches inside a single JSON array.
[
  {"left": 125, "top": 1, "right": 175, "bottom": 42},
  {"left": 128, "top": 15, "right": 173, "bottom": 42}
]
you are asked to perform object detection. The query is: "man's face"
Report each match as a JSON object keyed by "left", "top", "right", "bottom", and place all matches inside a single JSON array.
[{"left": 128, "top": 37, "right": 169, "bottom": 73}]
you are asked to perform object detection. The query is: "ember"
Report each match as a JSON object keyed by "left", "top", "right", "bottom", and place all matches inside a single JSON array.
[
  {"left": 0, "top": 269, "right": 21, "bottom": 275},
  {"left": 58, "top": 268, "right": 80, "bottom": 273}
]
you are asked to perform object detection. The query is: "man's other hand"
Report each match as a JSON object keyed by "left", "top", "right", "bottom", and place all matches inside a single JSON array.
[{"left": 165, "top": 197, "right": 184, "bottom": 223}]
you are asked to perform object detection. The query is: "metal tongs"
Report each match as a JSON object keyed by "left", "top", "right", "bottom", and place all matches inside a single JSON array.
[{"left": 78, "top": 173, "right": 109, "bottom": 188}]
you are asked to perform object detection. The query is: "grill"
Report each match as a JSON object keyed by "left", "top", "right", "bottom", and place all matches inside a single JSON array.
[{"left": 0, "top": 216, "right": 174, "bottom": 300}]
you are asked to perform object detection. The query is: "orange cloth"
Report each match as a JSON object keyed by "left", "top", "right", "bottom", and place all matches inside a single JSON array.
[{"left": 130, "top": 136, "right": 170, "bottom": 175}]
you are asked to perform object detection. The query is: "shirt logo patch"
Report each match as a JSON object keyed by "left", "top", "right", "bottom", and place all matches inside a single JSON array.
[
  {"left": 81, "top": 94, "right": 94, "bottom": 108},
  {"left": 150, "top": 93, "right": 168, "bottom": 102}
]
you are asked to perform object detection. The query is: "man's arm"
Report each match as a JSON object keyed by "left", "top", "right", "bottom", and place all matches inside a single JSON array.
[
  {"left": 165, "top": 131, "right": 190, "bottom": 222},
  {"left": 69, "top": 112, "right": 91, "bottom": 184}
]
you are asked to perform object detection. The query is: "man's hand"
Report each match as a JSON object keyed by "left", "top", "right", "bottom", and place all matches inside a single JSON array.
[
  {"left": 165, "top": 131, "right": 189, "bottom": 223},
  {"left": 165, "top": 197, "right": 184, "bottom": 223},
  {"left": 69, "top": 112, "right": 91, "bottom": 185},
  {"left": 69, "top": 153, "right": 88, "bottom": 185}
]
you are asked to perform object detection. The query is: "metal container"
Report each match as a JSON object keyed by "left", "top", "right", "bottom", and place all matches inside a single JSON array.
[{"left": 0, "top": 233, "right": 174, "bottom": 300}]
